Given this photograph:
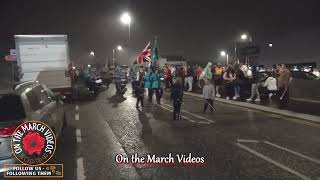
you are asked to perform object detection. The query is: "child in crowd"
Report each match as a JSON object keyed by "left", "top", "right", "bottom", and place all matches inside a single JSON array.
[
  {"left": 203, "top": 79, "right": 215, "bottom": 113},
  {"left": 135, "top": 81, "right": 145, "bottom": 108}
]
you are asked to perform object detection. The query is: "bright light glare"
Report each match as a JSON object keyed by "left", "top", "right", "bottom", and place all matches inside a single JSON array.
[
  {"left": 269, "top": 43, "right": 273, "bottom": 47},
  {"left": 90, "top": 51, "right": 95, "bottom": 56},
  {"left": 241, "top": 34, "right": 248, "bottom": 40},
  {"left": 88, "top": 64, "right": 91, "bottom": 67},
  {"left": 121, "top": 12, "right": 131, "bottom": 25},
  {"left": 220, "top": 51, "right": 227, "bottom": 56},
  {"left": 117, "top": 45, "right": 123, "bottom": 51}
]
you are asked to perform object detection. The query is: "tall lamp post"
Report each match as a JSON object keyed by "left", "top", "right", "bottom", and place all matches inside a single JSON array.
[
  {"left": 112, "top": 45, "right": 123, "bottom": 65},
  {"left": 120, "top": 12, "right": 132, "bottom": 40},
  {"left": 220, "top": 50, "right": 229, "bottom": 65},
  {"left": 234, "top": 33, "right": 252, "bottom": 64}
]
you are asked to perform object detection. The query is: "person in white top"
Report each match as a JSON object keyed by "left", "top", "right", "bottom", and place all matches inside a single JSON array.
[{"left": 262, "top": 73, "right": 278, "bottom": 98}]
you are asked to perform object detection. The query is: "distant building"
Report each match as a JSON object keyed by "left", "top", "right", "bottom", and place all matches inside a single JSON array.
[{"left": 158, "top": 55, "right": 188, "bottom": 68}]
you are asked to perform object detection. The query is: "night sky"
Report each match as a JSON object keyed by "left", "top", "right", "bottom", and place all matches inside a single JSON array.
[{"left": 1, "top": 0, "right": 320, "bottom": 65}]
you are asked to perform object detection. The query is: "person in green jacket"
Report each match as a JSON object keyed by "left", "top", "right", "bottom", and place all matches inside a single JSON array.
[
  {"left": 151, "top": 69, "right": 162, "bottom": 104},
  {"left": 144, "top": 69, "right": 153, "bottom": 102}
]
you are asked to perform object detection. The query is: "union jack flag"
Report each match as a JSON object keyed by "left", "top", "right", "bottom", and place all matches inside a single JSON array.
[{"left": 134, "top": 42, "right": 152, "bottom": 65}]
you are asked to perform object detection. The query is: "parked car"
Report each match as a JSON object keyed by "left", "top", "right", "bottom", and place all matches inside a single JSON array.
[
  {"left": 290, "top": 71, "right": 319, "bottom": 80},
  {"left": 0, "top": 81, "right": 66, "bottom": 175}
]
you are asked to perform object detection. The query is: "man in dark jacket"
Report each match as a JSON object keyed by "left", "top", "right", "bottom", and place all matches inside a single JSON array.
[{"left": 170, "top": 78, "right": 184, "bottom": 120}]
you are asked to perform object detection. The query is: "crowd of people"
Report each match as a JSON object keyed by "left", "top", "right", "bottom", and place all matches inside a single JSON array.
[{"left": 131, "top": 61, "right": 292, "bottom": 120}]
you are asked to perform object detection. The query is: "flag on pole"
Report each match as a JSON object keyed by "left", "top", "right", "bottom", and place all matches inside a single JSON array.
[
  {"left": 151, "top": 36, "right": 159, "bottom": 68},
  {"left": 134, "top": 42, "right": 152, "bottom": 65}
]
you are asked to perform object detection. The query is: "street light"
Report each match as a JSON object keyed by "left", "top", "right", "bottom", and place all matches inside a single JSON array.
[
  {"left": 235, "top": 33, "right": 253, "bottom": 63},
  {"left": 220, "top": 50, "right": 229, "bottom": 65},
  {"left": 90, "top": 51, "right": 95, "bottom": 56},
  {"left": 241, "top": 34, "right": 248, "bottom": 40},
  {"left": 117, "top": 45, "right": 123, "bottom": 51},
  {"left": 268, "top": 43, "right": 273, "bottom": 47},
  {"left": 112, "top": 45, "right": 123, "bottom": 65},
  {"left": 120, "top": 12, "right": 132, "bottom": 40}
]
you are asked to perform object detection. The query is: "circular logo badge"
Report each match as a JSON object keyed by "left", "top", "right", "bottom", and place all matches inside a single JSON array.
[{"left": 11, "top": 121, "right": 56, "bottom": 165}]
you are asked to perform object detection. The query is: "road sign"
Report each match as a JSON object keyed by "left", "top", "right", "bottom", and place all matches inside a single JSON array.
[{"left": 4, "top": 55, "right": 16, "bottom": 61}]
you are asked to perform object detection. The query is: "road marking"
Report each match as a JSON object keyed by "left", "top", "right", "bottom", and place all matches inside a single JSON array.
[
  {"left": 75, "top": 113, "right": 80, "bottom": 121},
  {"left": 75, "top": 104, "right": 79, "bottom": 111},
  {"left": 197, "top": 121, "right": 210, "bottom": 124},
  {"left": 236, "top": 143, "right": 312, "bottom": 180},
  {"left": 263, "top": 141, "right": 320, "bottom": 165},
  {"left": 76, "top": 129, "right": 82, "bottom": 143},
  {"left": 186, "top": 92, "right": 320, "bottom": 128},
  {"left": 162, "top": 103, "right": 215, "bottom": 123},
  {"left": 237, "top": 139, "right": 260, "bottom": 143},
  {"left": 156, "top": 104, "right": 195, "bottom": 123},
  {"left": 77, "top": 157, "right": 86, "bottom": 180},
  {"left": 291, "top": 98, "right": 320, "bottom": 104}
]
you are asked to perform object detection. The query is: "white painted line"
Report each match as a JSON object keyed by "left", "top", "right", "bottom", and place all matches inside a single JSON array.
[
  {"left": 185, "top": 92, "right": 320, "bottom": 123},
  {"left": 76, "top": 129, "right": 82, "bottom": 143},
  {"left": 263, "top": 141, "right": 320, "bottom": 165},
  {"left": 75, "top": 113, "right": 80, "bottom": 121},
  {"left": 75, "top": 104, "right": 79, "bottom": 111},
  {"left": 236, "top": 143, "right": 312, "bottom": 180},
  {"left": 162, "top": 103, "right": 215, "bottom": 123},
  {"left": 156, "top": 104, "right": 195, "bottom": 123},
  {"left": 291, "top": 98, "right": 320, "bottom": 104},
  {"left": 237, "top": 139, "right": 260, "bottom": 143},
  {"left": 197, "top": 121, "right": 210, "bottom": 124},
  {"left": 77, "top": 157, "right": 86, "bottom": 180}
]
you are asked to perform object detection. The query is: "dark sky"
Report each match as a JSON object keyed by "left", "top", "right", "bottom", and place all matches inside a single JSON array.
[{"left": 1, "top": 0, "right": 320, "bottom": 65}]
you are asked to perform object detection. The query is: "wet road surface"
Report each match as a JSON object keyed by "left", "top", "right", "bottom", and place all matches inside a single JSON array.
[{"left": 25, "top": 84, "right": 320, "bottom": 180}]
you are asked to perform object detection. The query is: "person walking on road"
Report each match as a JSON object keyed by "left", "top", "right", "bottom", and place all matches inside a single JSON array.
[
  {"left": 151, "top": 69, "right": 162, "bottom": 104},
  {"left": 144, "top": 69, "right": 153, "bottom": 102},
  {"left": 246, "top": 66, "right": 261, "bottom": 102},
  {"left": 203, "top": 79, "right": 215, "bottom": 113},
  {"left": 135, "top": 81, "right": 145, "bottom": 108},
  {"left": 213, "top": 63, "right": 224, "bottom": 97},
  {"left": 277, "top": 64, "right": 291, "bottom": 108},
  {"left": 170, "top": 78, "right": 184, "bottom": 120},
  {"left": 223, "top": 66, "right": 236, "bottom": 100},
  {"left": 163, "top": 65, "right": 172, "bottom": 90},
  {"left": 185, "top": 65, "right": 194, "bottom": 92},
  {"left": 196, "top": 65, "right": 203, "bottom": 88}
]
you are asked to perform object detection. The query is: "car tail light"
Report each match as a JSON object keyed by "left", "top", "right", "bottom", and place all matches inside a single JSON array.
[{"left": 0, "top": 125, "right": 19, "bottom": 137}]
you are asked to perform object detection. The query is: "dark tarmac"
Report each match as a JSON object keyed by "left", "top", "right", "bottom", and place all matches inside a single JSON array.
[{"left": 37, "top": 85, "right": 319, "bottom": 180}]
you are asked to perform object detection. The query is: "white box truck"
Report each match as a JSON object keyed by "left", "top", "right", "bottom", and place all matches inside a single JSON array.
[{"left": 14, "top": 35, "right": 72, "bottom": 96}]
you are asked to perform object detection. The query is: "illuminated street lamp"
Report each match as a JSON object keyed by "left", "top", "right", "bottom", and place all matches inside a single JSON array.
[
  {"left": 268, "top": 43, "right": 273, "bottom": 47},
  {"left": 120, "top": 12, "right": 132, "bottom": 40},
  {"left": 235, "top": 33, "right": 253, "bottom": 63},
  {"left": 241, "top": 34, "right": 248, "bottom": 40},
  {"left": 117, "top": 45, "right": 123, "bottom": 51},
  {"left": 112, "top": 45, "right": 123, "bottom": 64},
  {"left": 90, "top": 51, "right": 95, "bottom": 56},
  {"left": 220, "top": 50, "right": 229, "bottom": 65}
]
